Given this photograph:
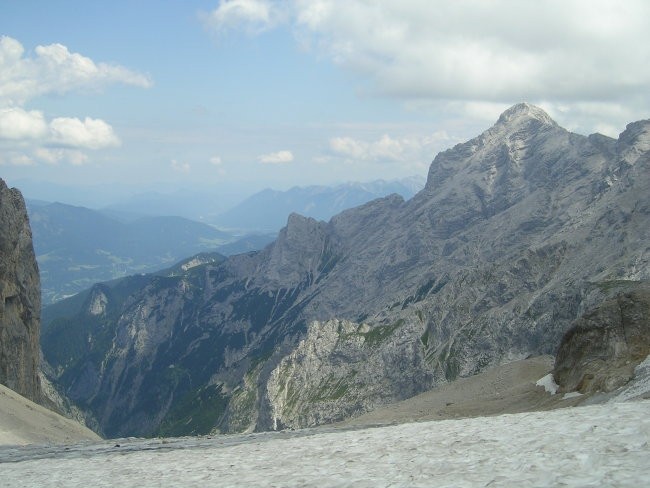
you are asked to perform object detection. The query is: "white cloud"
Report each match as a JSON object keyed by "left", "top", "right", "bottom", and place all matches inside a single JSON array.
[
  {"left": 0, "top": 108, "right": 119, "bottom": 149},
  {"left": 171, "top": 159, "right": 191, "bottom": 172},
  {"left": 49, "top": 117, "right": 120, "bottom": 149},
  {"left": 210, "top": 1, "right": 650, "bottom": 134},
  {"left": 202, "top": 0, "right": 281, "bottom": 35},
  {"left": 0, "top": 107, "right": 48, "bottom": 140},
  {"left": 33, "top": 147, "right": 61, "bottom": 165},
  {"left": 0, "top": 36, "right": 151, "bottom": 107},
  {"left": 34, "top": 148, "right": 88, "bottom": 166},
  {"left": 0, "top": 147, "right": 88, "bottom": 167},
  {"left": 209, "top": 156, "right": 223, "bottom": 165},
  {"left": 68, "top": 151, "right": 89, "bottom": 166},
  {"left": 0, "top": 36, "right": 150, "bottom": 167},
  {"left": 0, "top": 152, "right": 34, "bottom": 166},
  {"left": 540, "top": 101, "right": 639, "bottom": 137},
  {"left": 258, "top": 149, "right": 294, "bottom": 164},
  {"left": 287, "top": 0, "right": 650, "bottom": 103},
  {"left": 329, "top": 132, "right": 452, "bottom": 164},
  {"left": 329, "top": 137, "right": 366, "bottom": 160}
]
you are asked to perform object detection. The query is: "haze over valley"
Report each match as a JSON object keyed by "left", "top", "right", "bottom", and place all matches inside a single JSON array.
[{"left": 2, "top": 1, "right": 650, "bottom": 486}]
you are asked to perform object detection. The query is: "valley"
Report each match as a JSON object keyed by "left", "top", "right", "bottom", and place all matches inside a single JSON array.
[
  {"left": 37, "top": 104, "right": 650, "bottom": 438},
  {"left": 3, "top": 3, "right": 650, "bottom": 485}
]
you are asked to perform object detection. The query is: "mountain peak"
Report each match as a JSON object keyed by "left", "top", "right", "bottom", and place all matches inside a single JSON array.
[{"left": 496, "top": 103, "right": 557, "bottom": 128}]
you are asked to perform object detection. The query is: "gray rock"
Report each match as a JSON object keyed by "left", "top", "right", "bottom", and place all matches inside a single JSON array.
[
  {"left": 553, "top": 285, "right": 650, "bottom": 393},
  {"left": 0, "top": 178, "right": 41, "bottom": 402}
]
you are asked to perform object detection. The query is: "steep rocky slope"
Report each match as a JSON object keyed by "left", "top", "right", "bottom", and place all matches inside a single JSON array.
[
  {"left": 41, "top": 104, "right": 650, "bottom": 437},
  {"left": 0, "top": 179, "right": 41, "bottom": 403}
]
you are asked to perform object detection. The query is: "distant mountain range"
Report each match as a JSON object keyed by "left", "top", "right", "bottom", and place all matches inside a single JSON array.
[
  {"left": 212, "top": 177, "right": 425, "bottom": 231},
  {"left": 40, "top": 104, "right": 650, "bottom": 438},
  {"left": 27, "top": 201, "right": 234, "bottom": 304},
  {"left": 96, "top": 177, "right": 425, "bottom": 229},
  {"left": 100, "top": 189, "right": 237, "bottom": 223}
]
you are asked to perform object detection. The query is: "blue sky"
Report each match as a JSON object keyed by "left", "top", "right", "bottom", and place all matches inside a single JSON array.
[{"left": 2, "top": 0, "right": 650, "bottom": 204}]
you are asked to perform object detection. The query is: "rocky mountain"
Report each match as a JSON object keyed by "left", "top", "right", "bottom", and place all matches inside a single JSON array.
[
  {"left": 0, "top": 179, "right": 41, "bottom": 403},
  {"left": 27, "top": 202, "right": 236, "bottom": 304},
  {"left": 213, "top": 177, "right": 425, "bottom": 232},
  {"left": 41, "top": 104, "right": 650, "bottom": 437}
]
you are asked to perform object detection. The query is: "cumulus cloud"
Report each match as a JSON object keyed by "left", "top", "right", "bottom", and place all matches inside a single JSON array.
[
  {"left": 207, "top": 1, "right": 650, "bottom": 133},
  {"left": 201, "top": 0, "right": 281, "bottom": 35},
  {"left": 0, "top": 107, "right": 48, "bottom": 140},
  {"left": 0, "top": 147, "right": 90, "bottom": 166},
  {"left": 0, "top": 153, "right": 34, "bottom": 166},
  {"left": 258, "top": 149, "right": 294, "bottom": 164},
  {"left": 0, "top": 36, "right": 151, "bottom": 106},
  {"left": 171, "top": 159, "right": 191, "bottom": 172},
  {"left": 209, "top": 155, "right": 227, "bottom": 176},
  {"left": 0, "top": 109, "right": 120, "bottom": 150},
  {"left": 287, "top": 0, "right": 650, "bottom": 102},
  {"left": 0, "top": 36, "right": 149, "bottom": 166},
  {"left": 49, "top": 117, "right": 120, "bottom": 149},
  {"left": 33, "top": 148, "right": 89, "bottom": 165},
  {"left": 329, "top": 132, "right": 452, "bottom": 164}
]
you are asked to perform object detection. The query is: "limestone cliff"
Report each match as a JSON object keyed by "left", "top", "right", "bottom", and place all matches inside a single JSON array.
[{"left": 0, "top": 179, "right": 41, "bottom": 402}]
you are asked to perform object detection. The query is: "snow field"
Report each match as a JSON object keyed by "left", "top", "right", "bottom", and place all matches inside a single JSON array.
[{"left": 2, "top": 400, "right": 649, "bottom": 487}]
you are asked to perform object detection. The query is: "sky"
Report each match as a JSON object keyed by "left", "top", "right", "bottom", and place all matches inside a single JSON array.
[{"left": 1, "top": 0, "right": 650, "bottom": 205}]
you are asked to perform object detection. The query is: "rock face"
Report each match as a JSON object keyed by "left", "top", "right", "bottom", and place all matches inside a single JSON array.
[
  {"left": 41, "top": 104, "right": 650, "bottom": 437},
  {"left": 265, "top": 318, "right": 428, "bottom": 430},
  {"left": 553, "top": 285, "right": 650, "bottom": 393},
  {"left": 0, "top": 179, "right": 41, "bottom": 403}
]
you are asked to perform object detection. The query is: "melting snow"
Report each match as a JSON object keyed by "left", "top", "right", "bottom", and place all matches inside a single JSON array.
[
  {"left": 1, "top": 400, "right": 649, "bottom": 487},
  {"left": 562, "top": 391, "right": 583, "bottom": 400},
  {"left": 535, "top": 373, "right": 559, "bottom": 394}
]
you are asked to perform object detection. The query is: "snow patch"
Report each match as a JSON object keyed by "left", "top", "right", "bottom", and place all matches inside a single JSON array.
[
  {"left": 536, "top": 373, "right": 559, "bottom": 394},
  {"left": 2, "top": 401, "right": 649, "bottom": 487},
  {"left": 562, "top": 391, "right": 582, "bottom": 400}
]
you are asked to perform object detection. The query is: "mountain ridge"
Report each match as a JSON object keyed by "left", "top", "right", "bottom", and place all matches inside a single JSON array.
[
  {"left": 213, "top": 177, "right": 424, "bottom": 232},
  {"left": 41, "top": 104, "right": 650, "bottom": 437}
]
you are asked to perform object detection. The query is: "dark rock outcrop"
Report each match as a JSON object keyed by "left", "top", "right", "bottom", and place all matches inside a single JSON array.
[
  {"left": 553, "top": 285, "right": 650, "bottom": 393},
  {"left": 0, "top": 179, "right": 41, "bottom": 402}
]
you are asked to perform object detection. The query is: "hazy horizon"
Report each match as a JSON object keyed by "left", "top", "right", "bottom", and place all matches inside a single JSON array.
[{"left": 2, "top": 1, "right": 650, "bottom": 199}]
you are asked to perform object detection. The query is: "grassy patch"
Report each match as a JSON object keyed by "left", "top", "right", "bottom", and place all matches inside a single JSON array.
[
  {"left": 157, "top": 384, "right": 228, "bottom": 437},
  {"left": 420, "top": 331, "right": 429, "bottom": 347},
  {"left": 308, "top": 376, "right": 349, "bottom": 402},
  {"left": 363, "top": 319, "right": 404, "bottom": 347}
]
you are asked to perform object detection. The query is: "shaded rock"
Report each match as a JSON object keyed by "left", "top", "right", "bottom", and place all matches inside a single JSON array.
[
  {"left": 0, "top": 179, "right": 41, "bottom": 402},
  {"left": 553, "top": 286, "right": 650, "bottom": 393}
]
